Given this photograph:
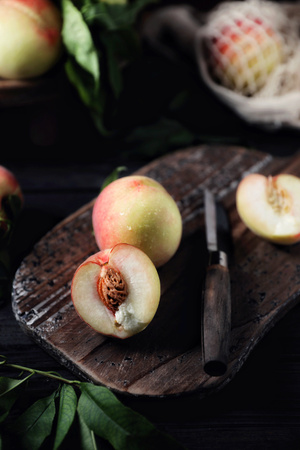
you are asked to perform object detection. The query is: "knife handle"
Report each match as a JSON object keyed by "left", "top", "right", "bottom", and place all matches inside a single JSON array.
[{"left": 202, "top": 251, "right": 231, "bottom": 377}]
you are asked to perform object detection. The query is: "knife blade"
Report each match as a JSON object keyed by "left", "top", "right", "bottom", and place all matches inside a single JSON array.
[{"left": 201, "top": 189, "right": 231, "bottom": 377}]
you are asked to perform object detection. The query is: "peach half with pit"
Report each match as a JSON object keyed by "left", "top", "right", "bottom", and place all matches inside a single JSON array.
[
  {"left": 71, "top": 243, "right": 161, "bottom": 339},
  {"left": 92, "top": 175, "right": 182, "bottom": 268},
  {"left": 236, "top": 173, "right": 300, "bottom": 245},
  {"left": 0, "top": 0, "right": 62, "bottom": 79}
]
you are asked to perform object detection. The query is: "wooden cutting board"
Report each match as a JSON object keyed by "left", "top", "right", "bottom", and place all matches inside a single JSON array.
[{"left": 11, "top": 145, "right": 300, "bottom": 398}]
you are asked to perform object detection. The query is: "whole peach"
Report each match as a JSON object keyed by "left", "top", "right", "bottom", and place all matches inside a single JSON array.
[
  {"left": 92, "top": 175, "right": 182, "bottom": 268},
  {"left": 0, "top": 165, "right": 22, "bottom": 242},
  {"left": 208, "top": 15, "right": 283, "bottom": 95},
  {"left": 0, "top": 0, "right": 62, "bottom": 79},
  {"left": 0, "top": 166, "right": 22, "bottom": 208}
]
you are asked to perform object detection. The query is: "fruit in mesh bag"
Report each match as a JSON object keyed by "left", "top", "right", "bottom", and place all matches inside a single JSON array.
[{"left": 206, "top": 11, "right": 284, "bottom": 95}]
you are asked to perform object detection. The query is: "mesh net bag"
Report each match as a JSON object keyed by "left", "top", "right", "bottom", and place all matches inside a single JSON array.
[{"left": 195, "top": 0, "right": 300, "bottom": 129}]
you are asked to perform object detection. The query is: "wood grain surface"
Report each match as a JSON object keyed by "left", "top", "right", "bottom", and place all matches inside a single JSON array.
[
  {"left": 11, "top": 145, "right": 300, "bottom": 398},
  {"left": 0, "top": 69, "right": 63, "bottom": 108}
]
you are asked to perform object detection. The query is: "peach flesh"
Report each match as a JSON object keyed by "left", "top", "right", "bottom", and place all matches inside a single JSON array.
[
  {"left": 0, "top": 0, "right": 62, "bottom": 79},
  {"left": 71, "top": 243, "right": 161, "bottom": 339},
  {"left": 236, "top": 173, "right": 300, "bottom": 245},
  {"left": 92, "top": 175, "right": 182, "bottom": 268}
]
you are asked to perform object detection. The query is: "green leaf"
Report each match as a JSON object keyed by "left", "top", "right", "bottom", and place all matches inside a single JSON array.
[
  {"left": 0, "top": 218, "right": 11, "bottom": 245},
  {"left": 53, "top": 384, "right": 78, "bottom": 450},
  {"left": 101, "top": 166, "right": 127, "bottom": 191},
  {"left": 83, "top": 0, "right": 157, "bottom": 29},
  {"left": 1, "top": 195, "right": 22, "bottom": 222},
  {"left": 0, "top": 194, "right": 22, "bottom": 245},
  {"left": 100, "top": 33, "right": 123, "bottom": 98},
  {"left": 64, "top": 57, "right": 108, "bottom": 136},
  {"left": 61, "top": 0, "right": 157, "bottom": 137},
  {"left": 0, "top": 357, "right": 185, "bottom": 450},
  {"left": 100, "top": 28, "right": 140, "bottom": 98},
  {"left": 124, "top": 117, "right": 195, "bottom": 158},
  {"left": 0, "top": 374, "right": 32, "bottom": 423},
  {"left": 0, "top": 375, "right": 31, "bottom": 397},
  {"left": 82, "top": 1, "right": 117, "bottom": 30},
  {"left": 13, "top": 390, "right": 57, "bottom": 450},
  {"left": 78, "top": 383, "right": 185, "bottom": 450},
  {"left": 61, "top": 0, "right": 107, "bottom": 132},
  {"left": 64, "top": 57, "right": 103, "bottom": 111},
  {"left": 62, "top": 0, "right": 100, "bottom": 85},
  {"left": 77, "top": 409, "right": 98, "bottom": 450}
]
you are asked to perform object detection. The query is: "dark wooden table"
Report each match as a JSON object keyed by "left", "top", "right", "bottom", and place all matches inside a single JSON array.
[
  {"left": 1, "top": 39, "right": 300, "bottom": 449},
  {"left": 2, "top": 154, "right": 300, "bottom": 449}
]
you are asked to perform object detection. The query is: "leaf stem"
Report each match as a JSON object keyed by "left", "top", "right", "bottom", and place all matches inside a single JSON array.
[{"left": 0, "top": 355, "right": 81, "bottom": 387}]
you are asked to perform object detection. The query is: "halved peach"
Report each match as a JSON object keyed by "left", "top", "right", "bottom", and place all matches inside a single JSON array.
[
  {"left": 71, "top": 243, "right": 161, "bottom": 339},
  {"left": 236, "top": 173, "right": 300, "bottom": 245}
]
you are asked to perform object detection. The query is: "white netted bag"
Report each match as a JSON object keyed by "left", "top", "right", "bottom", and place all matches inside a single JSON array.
[{"left": 195, "top": 0, "right": 300, "bottom": 129}]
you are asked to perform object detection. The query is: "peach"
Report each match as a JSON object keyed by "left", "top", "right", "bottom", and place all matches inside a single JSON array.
[
  {"left": 208, "top": 15, "right": 283, "bottom": 94},
  {"left": 71, "top": 243, "right": 161, "bottom": 338},
  {"left": 0, "top": 0, "right": 62, "bottom": 79},
  {"left": 92, "top": 175, "right": 182, "bottom": 268},
  {"left": 0, "top": 166, "right": 23, "bottom": 239},
  {"left": 0, "top": 166, "right": 22, "bottom": 208},
  {"left": 236, "top": 173, "right": 300, "bottom": 245}
]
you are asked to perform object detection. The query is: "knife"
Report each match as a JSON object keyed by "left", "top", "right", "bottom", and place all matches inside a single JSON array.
[{"left": 201, "top": 189, "right": 232, "bottom": 377}]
